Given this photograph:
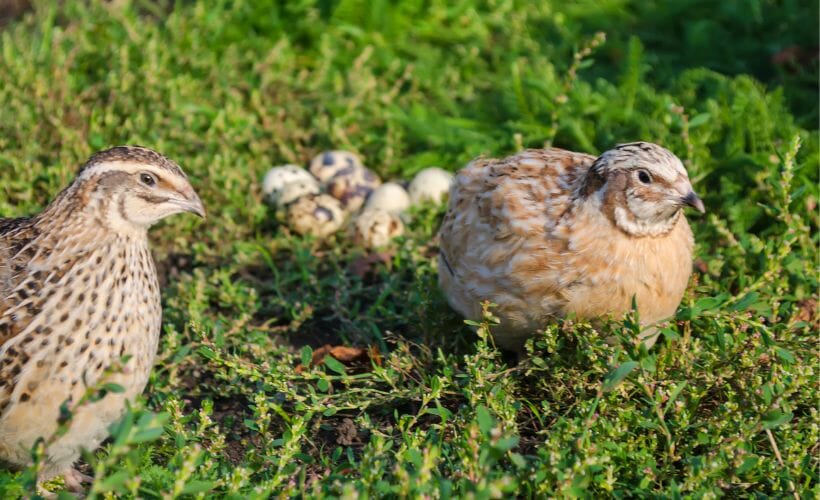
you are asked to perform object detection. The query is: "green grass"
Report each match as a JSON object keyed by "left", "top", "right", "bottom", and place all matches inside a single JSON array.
[{"left": 0, "top": 0, "right": 817, "bottom": 497}]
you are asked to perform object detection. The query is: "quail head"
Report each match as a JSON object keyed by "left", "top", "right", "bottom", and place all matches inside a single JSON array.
[
  {"left": 0, "top": 146, "right": 204, "bottom": 491},
  {"left": 438, "top": 142, "right": 704, "bottom": 351}
]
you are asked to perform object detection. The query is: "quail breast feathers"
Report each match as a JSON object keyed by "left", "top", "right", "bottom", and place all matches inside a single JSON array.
[
  {"left": 438, "top": 142, "right": 703, "bottom": 351},
  {"left": 0, "top": 146, "right": 204, "bottom": 490}
]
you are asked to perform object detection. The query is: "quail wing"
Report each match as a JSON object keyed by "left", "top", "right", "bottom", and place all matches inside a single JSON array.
[
  {"left": 0, "top": 217, "right": 32, "bottom": 332},
  {"left": 439, "top": 149, "right": 596, "bottom": 273}
]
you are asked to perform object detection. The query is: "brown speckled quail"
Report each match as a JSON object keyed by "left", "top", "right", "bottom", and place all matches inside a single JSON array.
[
  {"left": 0, "top": 146, "right": 204, "bottom": 491},
  {"left": 438, "top": 142, "right": 704, "bottom": 351}
]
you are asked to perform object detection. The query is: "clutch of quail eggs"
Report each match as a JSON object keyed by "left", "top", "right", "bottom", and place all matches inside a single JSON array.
[{"left": 262, "top": 150, "right": 454, "bottom": 249}]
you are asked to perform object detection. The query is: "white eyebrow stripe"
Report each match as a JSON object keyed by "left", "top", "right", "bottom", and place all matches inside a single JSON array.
[
  {"left": 78, "top": 161, "right": 163, "bottom": 180},
  {"left": 648, "top": 160, "right": 684, "bottom": 182},
  {"left": 612, "top": 143, "right": 688, "bottom": 182}
]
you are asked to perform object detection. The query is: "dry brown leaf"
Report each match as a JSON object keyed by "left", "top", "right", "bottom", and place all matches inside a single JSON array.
[
  {"left": 348, "top": 251, "right": 394, "bottom": 278},
  {"left": 336, "top": 418, "right": 359, "bottom": 445},
  {"left": 794, "top": 298, "right": 818, "bottom": 326},
  {"left": 295, "top": 344, "right": 381, "bottom": 373}
]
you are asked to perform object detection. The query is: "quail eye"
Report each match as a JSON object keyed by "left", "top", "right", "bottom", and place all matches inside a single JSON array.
[
  {"left": 140, "top": 173, "right": 157, "bottom": 187},
  {"left": 637, "top": 170, "right": 652, "bottom": 184}
]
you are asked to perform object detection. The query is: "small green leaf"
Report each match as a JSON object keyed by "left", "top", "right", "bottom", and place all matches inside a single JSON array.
[
  {"left": 736, "top": 456, "right": 759, "bottom": 475},
  {"left": 181, "top": 480, "right": 215, "bottom": 494},
  {"left": 510, "top": 452, "right": 527, "bottom": 469},
  {"left": 197, "top": 347, "right": 216, "bottom": 360},
  {"left": 676, "top": 306, "right": 696, "bottom": 320},
  {"left": 131, "top": 426, "right": 164, "bottom": 444},
  {"left": 730, "top": 292, "right": 760, "bottom": 311},
  {"left": 664, "top": 381, "right": 688, "bottom": 415},
  {"left": 695, "top": 294, "right": 728, "bottom": 311},
  {"left": 172, "top": 344, "right": 192, "bottom": 363},
  {"left": 323, "top": 355, "right": 347, "bottom": 375},
  {"left": 640, "top": 356, "right": 656, "bottom": 373},
  {"left": 301, "top": 345, "right": 313, "bottom": 367},
  {"left": 762, "top": 410, "right": 793, "bottom": 429},
  {"left": 426, "top": 406, "right": 453, "bottom": 422},
  {"left": 406, "top": 448, "right": 423, "bottom": 467},
  {"left": 761, "top": 384, "right": 773, "bottom": 405},
  {"left": 94, "top": 471, "right": 129, "bottom": 492},
  {"left": 578, "top": 58, "right": 595, "bottom": 69},
  {"left": 603, "top": 361, "right": 639, "bottom": 392},
  {"left": 111, "top": 416, "right": 134, "bottom": 447},
  {"left": 135, "top": 411, "right": 158, "bottom": 429},
  {"left": 774, "top": 347, "right": 796, "bottom": 364},
  {"left": 638, "top": 420, "right": 659, "bottom": 430},
  {"left": 494, "top": 436, "right": 519, "bottom": 452},
  {"left": 476, "top": 405, "right": 494, "bottom": 433},
  {"left": 101, "top": 382, "right": 124, "bottom": 394},
  {"left": 688, "top": 113, "right": 711, "bottom": 128}
]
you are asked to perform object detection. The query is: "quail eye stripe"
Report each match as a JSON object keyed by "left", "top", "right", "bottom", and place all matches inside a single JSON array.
[{"left": 136, "top": 193, "right": 169, "bottom": 204}]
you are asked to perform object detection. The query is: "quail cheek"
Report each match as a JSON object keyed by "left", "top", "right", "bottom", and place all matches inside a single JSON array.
[
  {"left": 627, "top": 193, "right": 665, "bottom": 222},
  {"left": 117, "top": 196, "right": 162, "bottom": 229}
]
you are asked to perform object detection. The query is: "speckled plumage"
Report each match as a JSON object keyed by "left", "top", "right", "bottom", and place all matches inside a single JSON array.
[
  {"left": 0, "top": 146, "right": 204, "bottom": 490},
  {"left": 438, "top": 142, "right": 704, "bottom": 351}
]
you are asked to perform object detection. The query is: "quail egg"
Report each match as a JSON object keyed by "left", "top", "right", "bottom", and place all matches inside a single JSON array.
[
  {"left": 364, "top": 182, "right": 410, "bottom": 215},
  {"left": 408, "top": 167, "right": 454, "bottom": 206},
  {"left": 286, "top": 194, "right": 345, "bottom": 238},
  {"left": 351, "top": 208, "right": 405, "bottom": 249},
  {"left": 326, "top": 166, "right": 382, "bottom": 212},
  {"left": 277, "top": 179, "right": 321, "bottom": 207},
  {"left": 309, "top": 150, "right": 363, "bottom": 184},
  {"left": 262, "top": 165, "right": 320, "bottom": 208}
]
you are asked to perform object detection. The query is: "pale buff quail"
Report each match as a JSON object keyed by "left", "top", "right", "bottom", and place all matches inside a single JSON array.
[
  {"left": 0, "top": 146, "right": 204, "bottom": 491},
  {"left": 438, "top": 142, "right": 704, "bottom": 351}
]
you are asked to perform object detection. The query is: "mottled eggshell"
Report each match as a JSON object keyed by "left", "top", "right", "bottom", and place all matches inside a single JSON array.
[
  {"left": 262, "top": 165, "right": 320, "bottom": 207},
  {"left": 351, "top": 208, "right": 405, "bottom": 249},
  {"left": 286, "top": 194, "right": 345, "bottom": 238},
  {"left": 326, "top": 166, "right": 382, "bottom": 212},
  {"left": 408, "top": 167, "right": 454, "bottom": 206},
  {"left": 364, "top": 182, "right": 410, "bottom": 215},
  {"left": 277, "top": 180, "right": 321, "bottom": 207},
  {"left": 309, "top": 150, "right": 363, "bottom": 184}
]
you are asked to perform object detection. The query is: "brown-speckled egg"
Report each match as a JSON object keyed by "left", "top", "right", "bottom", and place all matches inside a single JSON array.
[
  {"left": 262, "top": 165, "right": 321, "bottom": 208},
  {"left": 309, "top": 150, "right": 363, "bottom": 184},
  {"left": 286, "top": 194, "right": 345, "bottom": 238},
  {"left": 326, "top": 166, "right": 382, "bottom": 212}
]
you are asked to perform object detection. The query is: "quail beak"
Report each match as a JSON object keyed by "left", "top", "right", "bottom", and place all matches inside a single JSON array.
[
  {"left": 186, "top": 193, "right": 206, "bottom": 218},
  {"left": 173, "top": 189, "right": 206, "bottom": 218},
  {"left": 681, "top": 191, "right": 705, "bottom": 213}
]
